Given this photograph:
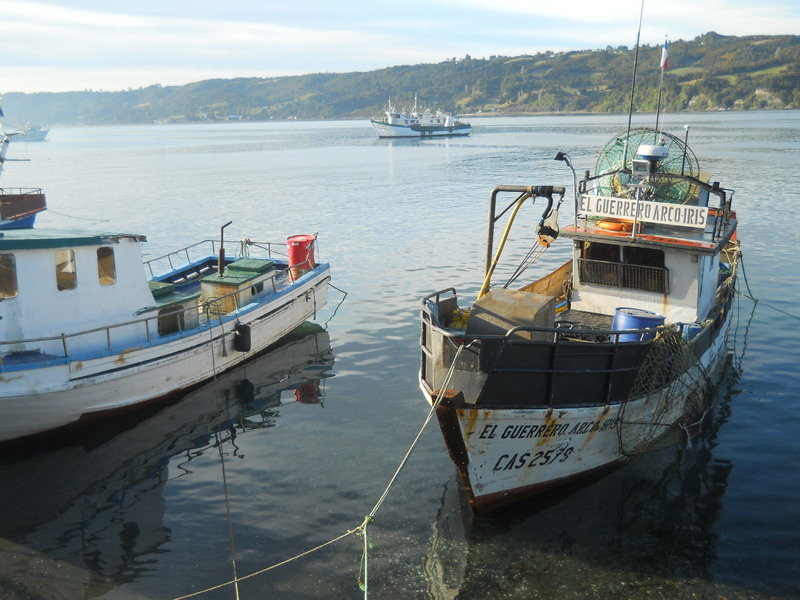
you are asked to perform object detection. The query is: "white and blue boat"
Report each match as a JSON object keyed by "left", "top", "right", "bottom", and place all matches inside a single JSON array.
[
  {"left": 370, "top": 97, "right": 471, "bottom": 138},
  {"left": 0, "top": 134, "right": 331, "bottom": 443}
]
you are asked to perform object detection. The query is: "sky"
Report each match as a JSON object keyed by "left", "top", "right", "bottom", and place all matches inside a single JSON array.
[{"left": 2, "top": 0, "right": 799, "bottom": 94}]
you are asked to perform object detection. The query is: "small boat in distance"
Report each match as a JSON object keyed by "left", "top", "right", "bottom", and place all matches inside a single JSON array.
[
  {"left": 5, "top": 123, "right": 50, "bottom": 142},
  {"left": 419, "top": 126, "right": 741, "bottom": 515},
  {"left": 0, "top": 133, "right": 332, "bottom": 444},
  {"left": 371, "top": 96, "right": 471, "bottom": 138},
  {"left": 0, "top": 134, "right": 47, "bottom": 228}
]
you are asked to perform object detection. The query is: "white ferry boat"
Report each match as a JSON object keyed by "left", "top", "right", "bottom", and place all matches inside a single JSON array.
[{"left": 371, "top": 97, "right": 471, "bottom": 138}]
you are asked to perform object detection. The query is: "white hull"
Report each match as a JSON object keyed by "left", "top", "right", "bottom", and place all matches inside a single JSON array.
[
  {"left": 371, "top": 120, "right": 472, "bottom": 138},
  {"left": 420, "top": 145, "right": 741, "bottom": 514},
  {"left": 428, "top": 321, "right": 730, "bottom": 514},
  {"left": 6, "top": 125, "right": 49, "bottom": 142},
  {"left": 0, "top": 268, "right": 329, "bottom": 442}
]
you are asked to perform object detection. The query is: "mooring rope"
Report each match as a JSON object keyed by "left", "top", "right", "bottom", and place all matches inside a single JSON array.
[
  {"left": 324, "top": 283, "right": 349, "bottom": 329},
  {"left": 356, "top": 342, "right": 468, "bottom": 598},
  {"left": 168, "top": 341, "right": 468, "bottom": 600},
  {"left": 736, "top": 254, "right": 799, "bottom": 320}
]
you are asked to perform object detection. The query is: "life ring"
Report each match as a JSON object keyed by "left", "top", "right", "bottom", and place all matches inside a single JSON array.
[{"left": 597, "top": 218, "right": 639, "bottom": 233}]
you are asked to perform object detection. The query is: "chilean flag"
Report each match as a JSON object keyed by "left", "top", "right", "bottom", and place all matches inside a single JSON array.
[{"left": 660, "top": 40, "right": 669, "bottom": 70}]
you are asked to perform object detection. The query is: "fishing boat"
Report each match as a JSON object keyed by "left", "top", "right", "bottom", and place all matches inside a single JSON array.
[
  {"left": 6, "top": 123, "right": 50, "bottom": 142},
  {"left": 370, "top": 97, "right": 471, "bottom": 138},
  {"left": 0, "top": 325, "right": 334, "bottom": 594},
  {"left": 0, "top": 135, "right": 331, "bottom": 444},
  {"left": 419, "top": 125, "right": 741, "bottom": 515}
]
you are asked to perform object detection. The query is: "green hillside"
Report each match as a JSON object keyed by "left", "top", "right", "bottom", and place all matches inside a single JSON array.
[{"left": 3, "top": 32, "right": 799, "bottom": 126}]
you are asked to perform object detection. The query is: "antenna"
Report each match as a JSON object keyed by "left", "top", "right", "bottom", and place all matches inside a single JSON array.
[
  {"left": 655, "top": 37, "right": 668, "bottom": 134},
  {"left": 623, "top": 0, "right": 646, "bottom": 168}
]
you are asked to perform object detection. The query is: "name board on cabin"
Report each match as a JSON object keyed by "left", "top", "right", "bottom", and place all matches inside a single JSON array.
[{"left": 579, "top": 195, "right": 708, "bottom": 229}]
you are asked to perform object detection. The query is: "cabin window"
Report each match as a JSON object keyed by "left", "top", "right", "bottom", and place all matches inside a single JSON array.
[
  {"left": 579, "top": 242, "right": 669, "bottom": 293},
  {"left": 0, "top": 254, "right": 18, "bottom": 299},
  {"left": 56, "top": 249, "right": 77, "bottom": 291},
  {"left": 97, "top": 247, "right": 117, "bottom": 286},
  {"left": 623, "top": 246, "right": 664, "bottom": 269}
]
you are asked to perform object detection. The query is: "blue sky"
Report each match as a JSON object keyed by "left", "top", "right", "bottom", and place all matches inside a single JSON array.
[{"left": 2, "top": 0, "right": 799, "bottom": 93}]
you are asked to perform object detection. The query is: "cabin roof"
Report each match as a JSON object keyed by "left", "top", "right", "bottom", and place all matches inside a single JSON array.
[{"left": 0, "top": 228, "right": 146, "bottom": 251}]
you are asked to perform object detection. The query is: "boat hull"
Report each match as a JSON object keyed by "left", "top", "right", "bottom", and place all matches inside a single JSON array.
[
  {"left": 8, "top": 127, "right": 49, "bottom": 142},
  {"left": 370, "top": 120, "right": 471, "bottom": 138},
  {"left": 421, "top": 289, "right": 733, "bottom": 515},
  {"left": 0, "top": 267, "right": 330, "bottom": 443}
]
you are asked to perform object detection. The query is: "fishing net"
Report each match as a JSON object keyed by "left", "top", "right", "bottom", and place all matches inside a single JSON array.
[
  {"left": 617, "top": 327, "right": 711, "bottom": 456},
  {"left": 594, "top": 127, "right": 700, "bottom": 204}
]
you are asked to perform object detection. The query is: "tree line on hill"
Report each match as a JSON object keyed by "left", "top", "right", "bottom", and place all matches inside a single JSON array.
[{"left": 3, "top": 32, "right": 799, "bottom": 126}]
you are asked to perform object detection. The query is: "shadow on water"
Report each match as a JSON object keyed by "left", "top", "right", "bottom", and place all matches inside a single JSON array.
[
  {"left": 0, "top": 324, "right": 334, "bottom": 599},
  {"left": 423, "top": 361, "right": 781, "bottom": 600}
]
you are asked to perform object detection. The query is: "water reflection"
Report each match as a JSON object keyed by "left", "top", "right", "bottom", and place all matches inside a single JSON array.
[
  {"left": 425, "top": 364, "right": 741, "bottom": 599},
  {"left": 0, "top": 324, "right": 334, "bottom": 598}
]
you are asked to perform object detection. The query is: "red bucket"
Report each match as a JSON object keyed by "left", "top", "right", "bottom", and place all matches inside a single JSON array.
[
  {"left": 287, "top": 234, "right": 316, "bottom": 280},
  {"left": 294, "top": 380, "right": 322, "bottom": 404}
]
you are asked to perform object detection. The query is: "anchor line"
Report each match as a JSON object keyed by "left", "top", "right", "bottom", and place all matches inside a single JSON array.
[{"left": 168, "top": 341, "right": 470, "bottom": 600}]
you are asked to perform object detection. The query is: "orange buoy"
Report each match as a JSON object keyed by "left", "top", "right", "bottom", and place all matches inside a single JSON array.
[{"left": 597, "top": 218, "right": 639, "bottom": 233}]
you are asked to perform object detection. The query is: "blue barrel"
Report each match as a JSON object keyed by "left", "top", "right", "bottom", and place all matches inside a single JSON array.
[{"left": 612, "top": 307, "right": 665, "bottom": 342}]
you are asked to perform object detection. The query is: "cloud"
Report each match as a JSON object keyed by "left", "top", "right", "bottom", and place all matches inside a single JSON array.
[{"left": 2, "top": 0, "right": 799, "bottom": 93}]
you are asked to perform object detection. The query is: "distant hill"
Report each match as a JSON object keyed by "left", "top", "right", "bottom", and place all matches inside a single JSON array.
[{"left": 3, "top": 32, "right": 799, "bottom": 126}]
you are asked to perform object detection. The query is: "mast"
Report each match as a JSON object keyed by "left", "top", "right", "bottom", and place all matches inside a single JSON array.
[{"left": 623, "top": 0, "right": 646, "bottom": 169}]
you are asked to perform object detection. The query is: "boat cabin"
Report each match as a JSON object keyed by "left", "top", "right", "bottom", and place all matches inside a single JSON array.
[
  {"left": 560, "top": 136, "right": 736, "bottom": 327},
  {"left": 0, "top": 230, "right": 159, "bottom": 356},
  {"left": 0, "top": 229, "right": 283, "bottom": 364}
]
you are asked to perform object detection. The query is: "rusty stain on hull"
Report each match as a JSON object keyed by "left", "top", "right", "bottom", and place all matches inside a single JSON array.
[
  {"left": 114, "top": 347, "right": 142, "bottom": 365},
  {"left": 433, "top": 389, "right": 477, "bottom": 504},
  {"left": 535, "top": 412, "right": 561, "bottom": 447}
]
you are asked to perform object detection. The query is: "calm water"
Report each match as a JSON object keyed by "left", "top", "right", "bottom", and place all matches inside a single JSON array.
[{"left": 0, "top": 112, "right": 798, "bottom": 599}]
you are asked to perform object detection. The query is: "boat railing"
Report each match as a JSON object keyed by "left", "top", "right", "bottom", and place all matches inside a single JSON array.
[
  {"left": 0, "top": 265, "right": 315, "bottom": 367},
  {"left": 0, "top": 187, "right": 43, "bottom": 195},
  {"left": 577, "top": 258, "right": 670, "bottom": 294},
  {"left": 144, "top": 239, "right": 285, "bottom": 278},
  {"left": 421, "top": 288, "right": 673, "bottom": 343},
  {"left": 424, "top": 317, "right": 665, "bottom": 345}
]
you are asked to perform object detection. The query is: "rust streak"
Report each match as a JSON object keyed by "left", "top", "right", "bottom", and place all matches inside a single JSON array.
[
  {"left": 535, "top": 413, "right": 561, "bottom": 447},
  {"left": 113, "top": 347, "right": 142, "bottom": 365}
]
